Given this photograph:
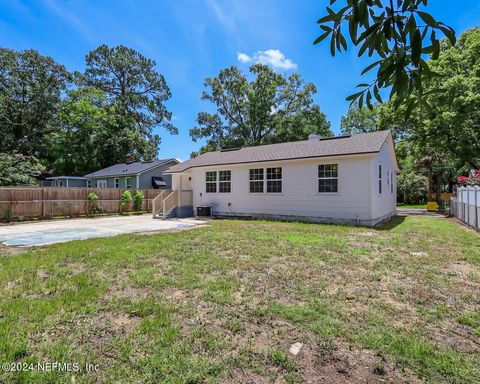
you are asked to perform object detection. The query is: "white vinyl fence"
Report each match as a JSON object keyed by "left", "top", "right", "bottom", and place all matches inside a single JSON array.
[{"left": 450, "top": 186, "right": 480, "bottom": 230}]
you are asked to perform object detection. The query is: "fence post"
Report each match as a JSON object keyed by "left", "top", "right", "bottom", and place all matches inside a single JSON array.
[
  {"left": 118, "top": 189, "right": 122, "bottom": 214},
  {"left": 475, "top": 186, "right": 479, "bottom": 230},
  {"left": 41, "top": 188, "right": 45, "bottom": 218}
]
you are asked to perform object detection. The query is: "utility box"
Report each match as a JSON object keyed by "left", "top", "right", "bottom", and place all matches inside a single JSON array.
[
  {"left": 427, "top": 202, "right": 438, "bottom": 212},
  {"left": 196, "top": 205, "right": 212, "bottom": 217}
]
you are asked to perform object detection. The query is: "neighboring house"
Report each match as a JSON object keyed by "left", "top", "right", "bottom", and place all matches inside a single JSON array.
[
  {"left": 84, "top": 155, "right": 179, "bottom": 189},
  {"left": 42, "top": 176, "right": 87, "bottom": 188},
  {"left": 165, "top": 130, "right": 398, "bottom": 226}
]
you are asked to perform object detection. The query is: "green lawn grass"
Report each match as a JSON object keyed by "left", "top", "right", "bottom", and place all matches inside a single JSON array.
[
  {"left": 397, "top": 204, "right": 427, "bottom": 209},
  {"left": 0, "top": 216, "right": 479, "bottom": 383}
]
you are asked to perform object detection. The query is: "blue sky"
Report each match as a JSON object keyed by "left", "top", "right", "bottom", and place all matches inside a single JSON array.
[{"left": 1, "top": 1, "right": 479, "bottom": 160}]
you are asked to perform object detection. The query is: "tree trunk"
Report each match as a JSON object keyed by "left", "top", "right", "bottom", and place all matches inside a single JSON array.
[
  {"left": 427, "top": 166, "right": 434, "bottom": 202},
  {"left": 435, "top": 171, "right": 442, "bottom": 206}
]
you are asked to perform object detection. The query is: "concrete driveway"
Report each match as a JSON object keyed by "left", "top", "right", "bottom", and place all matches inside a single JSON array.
[{"left": 0, "top": 215, "right": 206, "bottom": 247}]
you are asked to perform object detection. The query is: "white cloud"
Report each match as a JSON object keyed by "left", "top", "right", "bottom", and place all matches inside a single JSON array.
[
  {"left": 236, "top": 49, "right": 297, "bottom": 70},
  {"left": 237, "top": 52, "right": 251, "bottom": 63}
]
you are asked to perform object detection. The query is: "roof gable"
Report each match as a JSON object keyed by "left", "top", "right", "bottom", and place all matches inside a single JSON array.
[{"left": 167, "top": 131, "right": 391, "bottom": 173}]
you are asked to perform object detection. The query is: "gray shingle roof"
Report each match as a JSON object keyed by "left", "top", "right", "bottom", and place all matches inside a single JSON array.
[
  {"left": 85, "top": 159, "right": 177, "bottom": 178},
  {"left": 166, "top": 131, "right": 391, "bottom": 173}
]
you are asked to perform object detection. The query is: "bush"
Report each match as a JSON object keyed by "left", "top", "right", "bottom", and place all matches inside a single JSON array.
[
  {"left": 2, "top": 207, "right": 12, "bottom": 223},
  {"left": 87, "top": 192, "right": 99, "bottom": 216},
  {"left": 133, "top": 190, "right": 144, "bottom": 213},
  {"left": 120, "top": 190, "right": 133, "bottom": 213},
  {"left": 457, "top": 169, "right": 480, "bottom": 186},
  {"left": 397, "top": 172, "right": 428, "bottom": 205}
]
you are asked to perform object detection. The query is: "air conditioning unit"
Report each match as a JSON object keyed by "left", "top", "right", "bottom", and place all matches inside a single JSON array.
[{"left": 196, "top": 205, "right": 212, "bottom": 217}]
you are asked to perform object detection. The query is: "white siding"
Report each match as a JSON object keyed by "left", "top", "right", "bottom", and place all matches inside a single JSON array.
[
  {"left": 184, "top": 155, "right": 375, "bottom": 221},
  {"left": 370, "top": 138, "right": 397, "bottom": 220}
]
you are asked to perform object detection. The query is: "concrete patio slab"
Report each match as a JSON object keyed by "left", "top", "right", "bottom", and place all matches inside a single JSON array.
[{"left": 0, "top": 215, "right": 206, "bottom": 247}]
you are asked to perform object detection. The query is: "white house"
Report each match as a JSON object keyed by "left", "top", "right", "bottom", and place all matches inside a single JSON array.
[{"left": 163, "top": 130, "right": 399, "bottom": 226}]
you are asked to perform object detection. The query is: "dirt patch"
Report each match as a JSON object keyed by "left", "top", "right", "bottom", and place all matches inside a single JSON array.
[
  {"left": 176, "top": 296, "right": 421, "bottom": 384},
  {"left": 0, "top": 243, "right": 29, "bottom": 255},
  {"left": 112, "top": 286, "right": 151, "bottom": 300},
  {"left": 444, "top": 261, "right": 476, "bottom": 277},
  {"left": 30, "top": 311, "right": 142, "bottom": 355},
  {"left": 305, "top": 341, "right": 422, "bottom": 384},
  {"left": 428, "top": 320, "right": 480, "bottom": 354}
]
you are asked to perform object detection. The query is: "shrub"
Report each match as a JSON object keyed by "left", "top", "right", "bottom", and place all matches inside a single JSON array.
[
  {"left": 133, "top": 190, "right": 144, "bottom": 213},
  {"left": 2, "top": 207, "right": 13, "bottom": 223},
  {"left": 457, "top": 170, "right": 480, "bottom": 186},
  {"left": 120, "top": 190, "right": 133, "bottom": 213},
  {"left": 87, "top": 192, "right": 99, "bottom": 217}
]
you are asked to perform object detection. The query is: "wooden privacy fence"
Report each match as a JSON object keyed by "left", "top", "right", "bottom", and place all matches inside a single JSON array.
[
  {"left": 450, "top": 186, "right": 480, "bottom": 231},
  {"left": 0, "top": 187, "right": 163, "bottom": 220}
]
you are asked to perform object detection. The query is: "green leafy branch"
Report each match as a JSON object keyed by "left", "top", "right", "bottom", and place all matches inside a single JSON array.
[{"left": 314, "top": 0, "right": 456, "bottom": 112}]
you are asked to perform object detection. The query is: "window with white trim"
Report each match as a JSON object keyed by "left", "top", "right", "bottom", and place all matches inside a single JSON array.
[
  {"left": 318, "top": 164, "right": 338, "bottom": 193},
  {"left": 249, "top": 168, "right": 264, "bottom": 193},
  {"left": 125, "top": 177, "right": 131, "bottom": 189},
  {"left": 206, "top": 171, "right": 217, "bottom": 193},
  {"left": 87, "top": 180, "right": 92, "bottom": 188},
  {"left": 98, "top": 179, "right": 107, "bottom": 189},
  {"left": 219, "top": 170, "right": 231, "bottom": 193},
  {"left": 266, "top": 167, "right": 282, "bottom": 193},
  {"left": 378, "top": 164, "right": 382, "bottom": 194},
  {"left": 114, "top": 178, "right": 119, "bottom": 188}
]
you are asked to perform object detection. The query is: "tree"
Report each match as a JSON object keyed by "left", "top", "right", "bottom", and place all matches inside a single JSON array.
[
  {"left": 340, "top": 101, "right": 418, "bottom": 141},
  {"left": 190, "top": 64, "right": 331, "bottom": 153},
  {"left": 397, "top": 171, "right": 428, "bottom": 204},
  {"left": 81, "top": 45, "right": 177, "bottom": 159},
  {"left": 45, "top": 87, "right": 111, "bottom": 175},
  {"left": 415, "top": 27, "right": 480, "bottom": 171},
  {"left": 0, "top": 48, "right": 70, "bottom": 156},
  {"left": 314, "top": 0, "right": 456, "bottom": 109},
  {"left": 0, "top": 152, "right": 43, "bottom": 186},
  {"left": 341, "top": 103, "right": 379, "bottom": 134}
]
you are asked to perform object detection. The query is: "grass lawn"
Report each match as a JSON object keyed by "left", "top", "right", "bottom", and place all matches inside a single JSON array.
[
  {"left": 397, "top": 204, "right": 427, "bottom": 209},
  {"left": 1, "top": 216, "right": 479, "bottom": 383}
]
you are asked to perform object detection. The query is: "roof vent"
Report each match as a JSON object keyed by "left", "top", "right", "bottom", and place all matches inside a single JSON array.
[
  {"left": 308, "top": 134, "right": 321, "bottom": 141},
  {"left": 220, "top": 148, "right": 241, "bottom": 152}
]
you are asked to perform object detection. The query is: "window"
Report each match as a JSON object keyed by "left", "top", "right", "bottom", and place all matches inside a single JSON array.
[
  {"left": 318, "top": 164, "right": 338, "bottom": 193},
  {"left": 206, "top": 171, "right": 217, "bottom": 193},
  {"left": 98, "top": 179, "right": 107, "bottom": 189},
  {"left": 391, "top": 172, "right": 394, "bottom": 194},
  {"left": 125, "top": 177, "right": 131, "bottom": 189},
  {"left": 249, "top": 168, "right": 264, "bottom": 193},
  {"left": 114, "top": 178, "right": 119, "bottom": 188},
  {"left": 219, "top": 170, "right": 231, "bottom": 193},
  {"left": 87, "top": 180, "right": 92, "bottom": 188},
  {"left": 266, "top": 167, "right": 282, "bottom": 193},
  {"left": 378, "top": 165, "right": 382, "bottom": 194}
]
